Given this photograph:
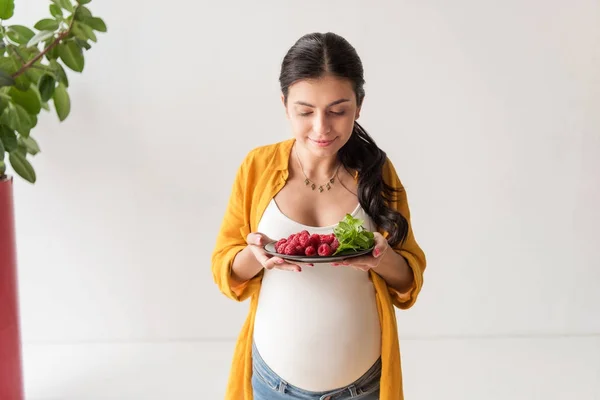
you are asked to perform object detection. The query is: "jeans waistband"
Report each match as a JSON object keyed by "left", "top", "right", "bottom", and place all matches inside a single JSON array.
[{"left": 251, "top": 341, "right": 381, "bottom": 399}]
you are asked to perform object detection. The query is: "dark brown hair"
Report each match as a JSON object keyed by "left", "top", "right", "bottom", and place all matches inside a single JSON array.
[{"left": 279, "top": 32, "right": 408, "bottom": 246}]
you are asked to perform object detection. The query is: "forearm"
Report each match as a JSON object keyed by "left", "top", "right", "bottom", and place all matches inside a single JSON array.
[
  {"left": 374, "top": 247, "right": 414, "bottom": 293},
  {"left": 231, "top": 246, "right": 263, "bottom": 285}
]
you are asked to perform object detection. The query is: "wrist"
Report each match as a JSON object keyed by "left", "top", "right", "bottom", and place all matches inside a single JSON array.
[
  {"left": 372, "top": 242, "right": 390, "bottom": 269},
  {"left": 232, "top": 245, "right": 263, "bottom": 283}
]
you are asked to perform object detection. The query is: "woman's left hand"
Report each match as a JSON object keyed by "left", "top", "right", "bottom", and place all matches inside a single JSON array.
[{"left": 331, "top": 232, "right": 390, "bottom": 271}]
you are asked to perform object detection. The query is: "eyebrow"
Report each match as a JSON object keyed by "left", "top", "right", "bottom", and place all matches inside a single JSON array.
[{"left": 294, "top": 98, "right": 351, "bottom": 108}]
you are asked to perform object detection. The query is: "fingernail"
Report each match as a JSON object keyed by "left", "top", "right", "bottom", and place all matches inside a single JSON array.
[
  {"left": 331, "top": 263, "right": 339, "bottom": 266},
  {"left": 374, "top": 249, "right": 380, "bottom": 257},
  {"left": 277, "top": 259, "right": 284, "bottom": 264},
  {"left": 308, "top": 264, "right": 314, "bottom": 267}
]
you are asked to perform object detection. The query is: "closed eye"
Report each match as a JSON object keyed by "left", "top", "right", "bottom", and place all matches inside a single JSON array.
[{"left": 297, "top": 111, "right": 345, "bottom": 117}]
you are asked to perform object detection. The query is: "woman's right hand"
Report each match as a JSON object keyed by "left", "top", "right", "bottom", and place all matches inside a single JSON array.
[{"left": 246, "top": 232, "right": 311, "bottom": 272}]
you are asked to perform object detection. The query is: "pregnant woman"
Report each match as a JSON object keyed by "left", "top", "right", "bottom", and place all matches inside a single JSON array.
[{"left": 211, "top": 32, "right": 426, "bottom": 400}]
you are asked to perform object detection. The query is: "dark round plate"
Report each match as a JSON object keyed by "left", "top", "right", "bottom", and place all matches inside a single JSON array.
[{"left": 263, "top": 241, "right": 375, "bottom": 263}]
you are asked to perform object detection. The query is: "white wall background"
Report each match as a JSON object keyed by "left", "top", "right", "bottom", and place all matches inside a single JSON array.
[{"left": 6, "top": 0, "right": 599, "bottom": 399}]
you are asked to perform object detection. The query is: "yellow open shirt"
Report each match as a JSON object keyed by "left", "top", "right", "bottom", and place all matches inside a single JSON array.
[{"left": 211, "top": 138, "right": 426, "bottom": 400}]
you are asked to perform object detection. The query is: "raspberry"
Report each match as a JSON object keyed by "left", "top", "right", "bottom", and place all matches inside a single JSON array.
[
  {"left": 284, "top": 243, "right": 297, "bottom": 255},
  {"left": 300, "top": 230, "right": 310, "bottom": 237},
  {"left": 309, "top": 234, "right": 321, "bottom": 248},
  {"left": 305, "top": 246, "right": 316, "bottom": 256},
  {"left": 321, "top": 234, "right": 335, "bottom": 245},
  {"left": 276, "top": 243, "right": 287, "bottom": 253},
  {"left": 288, "top": 233, "right": 297, "bottom": 241},
  {"left": 276, "top": 238, "right": 287, "bottom": 248},
  {"left": 289, "top": 236, "right": 300, "bottom": 247},
  {"left": 318, "top": 243, "right": 332, "bottom": 256},
  {"left": 331, "top": 238, "right": 339, "bottom": 252},
  {"left": 299, "top": 233, "right": 310, "bottom": 247},
  {"left": 295, "top": 245, "right": 305, "bottom": 255}
]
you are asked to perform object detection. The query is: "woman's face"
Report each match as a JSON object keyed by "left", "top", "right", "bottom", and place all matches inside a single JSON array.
[{"left": 283, "top": 75, "right": 361, "bottom": 158}]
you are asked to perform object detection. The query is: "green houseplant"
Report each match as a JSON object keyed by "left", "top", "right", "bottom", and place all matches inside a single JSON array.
[
  {"left": 0, "top": 0, "right": 106, "bottom": 183},
  {"left": 0, "top": 1, "right": 106, "bottom": 398}
]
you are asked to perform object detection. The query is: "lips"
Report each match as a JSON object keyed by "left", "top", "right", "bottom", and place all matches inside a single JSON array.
[{"left": 311, "top": 138, "right": 336, "bottom": 144}]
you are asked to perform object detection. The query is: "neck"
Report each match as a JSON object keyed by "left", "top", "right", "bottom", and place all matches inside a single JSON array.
[{"left": 294, "top": 142, "right": 339, "bottom": 182}]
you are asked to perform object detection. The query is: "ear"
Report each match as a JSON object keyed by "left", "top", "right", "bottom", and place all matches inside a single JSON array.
[{"left": 355, "top": 96, "right": 363, "bottom": 120}]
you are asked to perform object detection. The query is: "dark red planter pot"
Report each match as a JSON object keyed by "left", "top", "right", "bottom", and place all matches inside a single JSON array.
[{"left": 0, "top": 176, "right": 24, "bottom": 400}]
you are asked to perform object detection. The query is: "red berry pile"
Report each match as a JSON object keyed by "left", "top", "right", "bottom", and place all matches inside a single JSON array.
[{"left": 275, "top": 230, "right": 340, "bottom": 257}]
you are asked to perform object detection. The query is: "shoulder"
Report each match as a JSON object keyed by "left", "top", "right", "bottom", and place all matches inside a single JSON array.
[
  {"left": 381, "top": 155, "right": 404, "bottom": 189},
  {"left": 239, "top": 138, "right": 294, "bottom": 171}
]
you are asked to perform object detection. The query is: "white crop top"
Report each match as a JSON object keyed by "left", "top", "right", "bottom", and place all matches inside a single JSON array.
[{"left": 252, "top": 198, "right": 382, "bottom": 392}]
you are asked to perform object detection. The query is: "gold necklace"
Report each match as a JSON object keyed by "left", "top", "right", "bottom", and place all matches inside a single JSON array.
[{"left": 295, "top": 145, "right": 341, "bottom": 193}]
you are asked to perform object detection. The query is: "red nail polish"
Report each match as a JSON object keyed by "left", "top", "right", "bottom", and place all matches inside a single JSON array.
[{"left": 374, "top": 249, "right": 380, "bottom": 257}]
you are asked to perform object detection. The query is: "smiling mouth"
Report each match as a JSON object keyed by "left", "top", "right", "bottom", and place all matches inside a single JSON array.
[{"left": 311, "top": 138, "right": 336, "bottom": 144}]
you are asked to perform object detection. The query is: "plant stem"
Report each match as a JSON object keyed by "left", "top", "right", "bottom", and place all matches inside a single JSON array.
[
  {"left": 11, "top": 7, "right": 78, "bottom": 79},
  {"left": 11, "top": 32, "right": 68, "bottom": 79}
]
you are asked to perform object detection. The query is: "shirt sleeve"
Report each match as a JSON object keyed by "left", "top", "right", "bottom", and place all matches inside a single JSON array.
[
  {"left": 383, "top": 158, "right": 427, "bottom": 310},
  {"left": 210, "top": 152, "right": 262, "bottom": 302}
]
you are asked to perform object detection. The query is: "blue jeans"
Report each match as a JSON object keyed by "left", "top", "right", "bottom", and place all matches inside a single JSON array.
[{"left": 252, "top": 342, "right": 381, "bottom": 400}]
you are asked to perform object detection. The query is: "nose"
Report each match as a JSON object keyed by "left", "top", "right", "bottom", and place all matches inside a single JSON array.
[{"left": 313, "top": 113, "right": 331, "bottom": 135}]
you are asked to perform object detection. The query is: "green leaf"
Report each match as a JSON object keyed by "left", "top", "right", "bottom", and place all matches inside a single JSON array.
[
  {"left": 74, "top": 21, "right": 97, "bottom": 42},
  {"left": 74, "top": 38, "right": 91, "bottom": 50},
  {"left": 82, "top": 16, "right": 106, "bottom": 32},
  {"left": 28, "top": 30, "right": 55, "bottom": 48},
  {"left": 38, "top": 74, "right": 56, "bottom": 102},
  {"left": 0, "top": 135, "right": 4, "bottom": 160},
  {"left": 49, "top": 4, "right": 63, "bottom": 18},
  {"left": 19, "top": 136, "right": 40, "bottom": 155},
  {"left": 7, "top": 25, "right": 35, "bottom": 45},
  {"left": 34, "top": 18, "right": 60, "bottom": 31},
  {"left": 0, "top": 69, "right": 15, "bottom": 87},
  {"left": 1, "top": 103, "right": 35, "bottom": 136},
  {"left": 354, "top": 234, "right": 370, "bottom": 248},
  {"left": 50, "top": 59, "right": 69, "bottom": 87},
  {"left": 24, "top": 66, "right": 41, "bottom": 83},
  {"left": 53, "top": 83, "right": 70, "bottom": 121},
  {"left": 58, "top": 40, "right": 84, "bottom": 72},
  {"left": 9, "top": 86, "right": 41, "bottom": 115},
  {"left": 51, "top": 0, "right": 73, "bottom": 13},
  {"left": 0, "top": 97, "right": 9, "bottom": 116},
  {"left": 9, "top": 151, "right": 36, "bottom": 183},
  {"left": 15, "top": 142, "right": 26, "bottom": 157},
  {"left": 43, "top": 39, "right": 60, "bottom": 60},
  {"left": 77, "top": 0, "right": 92, "bottom": 4},
  {"left": 0, "top": 125, "right": 17, "bottom": 151},
  {"left": 14, "top": 74, "right": 31, "bottom": 92},
  {"left": 332, "top": 213, "right": 375, "bottom": 256},
  {"left": 0, "top": 52, "right": 32, "bottom": 90},
  {"left": 74, "top": 6, "right": 92, "bottom": 21},
  {"left": 71, "top": 22, "right": 90, "bottom": 42},
  {"left": 0, "top": 0, "right": 15, "bottom": 20},
  {"left": 0, "top": 56, "right": 18, "bottom": 74}
]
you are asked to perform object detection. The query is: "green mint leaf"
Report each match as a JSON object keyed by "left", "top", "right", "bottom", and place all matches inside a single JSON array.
[{"left": 332, "top": 212, "right": 375, "bottom": 255}]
